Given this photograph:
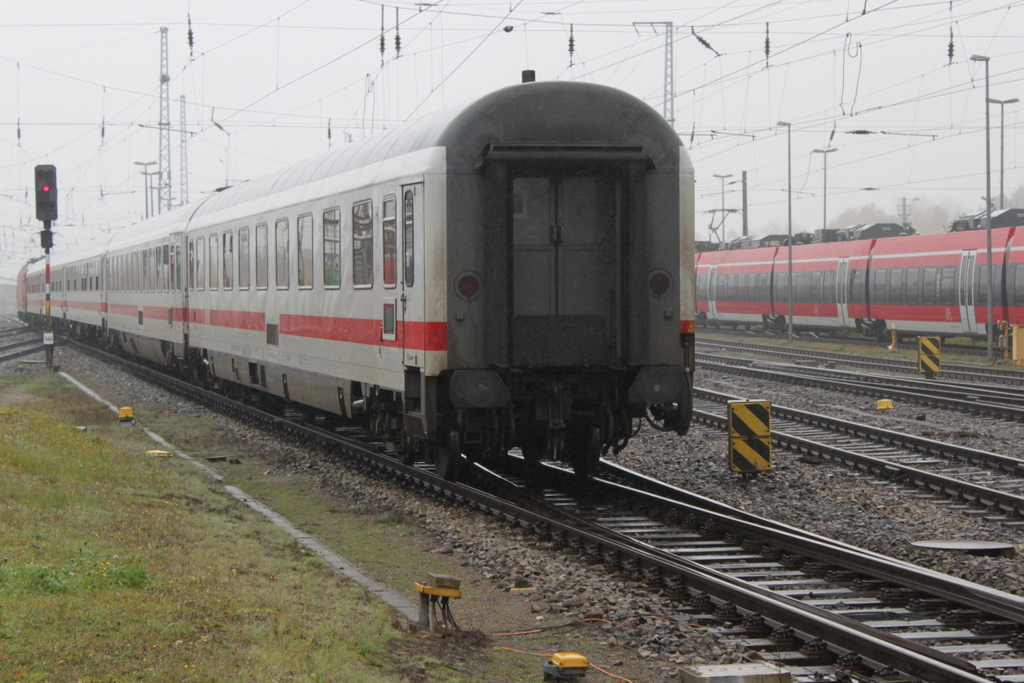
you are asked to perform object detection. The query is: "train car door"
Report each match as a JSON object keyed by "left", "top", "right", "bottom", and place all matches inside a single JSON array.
[
  {"left": 512, "top": 174, "right": 620, "bottom": 366},
  {"left": 400, "top": 183, "right": 425, "bottom": 367},
  {"left": 959, "top": 250, "right": 979, "bottom": 334},
  {"left": 836, "top": 258, "right": 851, "bottom": 327},
  {"left": 708, "top": 265, "right": 718, "bottom": 319}
]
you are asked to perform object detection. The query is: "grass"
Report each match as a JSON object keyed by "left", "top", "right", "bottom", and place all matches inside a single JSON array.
[{"left": 0, "top": 372, "right": 404, "bottom": 683}]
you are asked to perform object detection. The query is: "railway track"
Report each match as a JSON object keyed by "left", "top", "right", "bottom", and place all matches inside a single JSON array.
[
  {"left": 692, "top": 387, "right": 1024, "bottom": 522},
  {"left": 697, "top": 339, "right": 1024, "bottom": 386},
  {"left": 698, "top": 327, "right": 989, "bottom": 358},
  {"left": 698, "top": 353, "right": 1024, "bottom": 423},
  {"left": 60, "top": 338, "right": 1024, "bottom": 683}
]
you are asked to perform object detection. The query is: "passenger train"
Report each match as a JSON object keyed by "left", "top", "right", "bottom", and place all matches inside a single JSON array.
[
  {"left": 696, "top": 213, "right": 1024, "bottom": 340},
  {"left": 19, "top": 80, "right": 697, "bottom": 479}
]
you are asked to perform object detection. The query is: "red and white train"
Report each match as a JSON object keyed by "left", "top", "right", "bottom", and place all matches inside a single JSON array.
[
  {"left": 19, "top": 80, "right": 697, "bottom": 478},
  {"left": 696, "top": 218, "right": 1024, "bottom": 339}
]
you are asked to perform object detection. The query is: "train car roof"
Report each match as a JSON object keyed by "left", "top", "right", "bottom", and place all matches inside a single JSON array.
[
  {"left": 190, "top": 80, "right": 682, "bottom": 221},
  {"left": 869, "top": 225, "right": 1017, "bottom": 255},
  {"left": 28, "top": 81, "right": 681, "bottom": 274}
]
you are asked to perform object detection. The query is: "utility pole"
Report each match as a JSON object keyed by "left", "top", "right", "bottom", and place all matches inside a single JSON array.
[
  {"left": 741, "top": 170, "right": 748, "bottom": 237},
  {"left": 179, "top": 94, "right": 189, "bottom": 206},
  {"left": 158, "top": 26, "right": 172, "bottom": 213},
  {"left": 897, "top": 197, "right": 918, "bottom": 229},
  {"left": 634, "top": 22, "right": 674, "bottom": 126}
]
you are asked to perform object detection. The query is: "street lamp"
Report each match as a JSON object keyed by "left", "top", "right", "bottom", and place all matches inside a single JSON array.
[
  {"left": 134, "top": 161, "right": 156, "bottom": 220},
  {"left": 712, "top": 173, "right": 732, "bottom": 243},
  {"left": 971, "top": 54, "right": 994, "bottom": 361},
  {"left": 778, "top": 121, "right": 794, "bottom": 341},
  {"left": 812, "top": 148, "right": 837, "bottom": 232},
  {"left": 988, "top": 96, "right": 1018, "bottom": 210}
]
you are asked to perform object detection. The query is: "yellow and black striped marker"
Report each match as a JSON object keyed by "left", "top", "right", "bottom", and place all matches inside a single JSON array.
[
  {"left": 727, "top": 400, "right": 772, "bottom": 473},
  {"left": 917, "top": 336, "right": 941, "bottom": 378}
]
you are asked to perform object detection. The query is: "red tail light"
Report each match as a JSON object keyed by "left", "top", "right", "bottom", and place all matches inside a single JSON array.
[
  {"left": 455, "top": 272, "right": 481, "bottom": 299},
  {"left": 648, "top": 270, "right": 671, "bottom": 297}
]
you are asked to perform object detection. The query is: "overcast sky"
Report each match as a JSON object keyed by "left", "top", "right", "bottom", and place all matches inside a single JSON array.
[{"left": 1, "top": 0, "right": 1022, "bottom": 278}]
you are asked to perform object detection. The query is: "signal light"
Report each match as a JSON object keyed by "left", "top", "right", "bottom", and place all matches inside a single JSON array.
[{"left": 34, "top": 165, "right": 58, "bottom": 222}]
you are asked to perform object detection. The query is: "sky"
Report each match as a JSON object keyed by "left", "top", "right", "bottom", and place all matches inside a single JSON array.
[{"left": 1, "top": 0, "right": 1023, "bottom": 279}]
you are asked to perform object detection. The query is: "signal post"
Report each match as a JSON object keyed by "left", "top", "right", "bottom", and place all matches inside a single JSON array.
[{"left": 35, "top": 165, "right": 57, "bottom": 369}]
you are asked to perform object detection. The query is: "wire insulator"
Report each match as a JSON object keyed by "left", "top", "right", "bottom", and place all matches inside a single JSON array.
[
  {"left": 395, "top": 7, "right": 401, "bottom": 57},
  {"left": 764, "top": 23, "right": 770, "bottom": 66},
  {"left": 569, "top": 24, "right": 575, "bottom": 67},
  {"left": 380, "top": 5, "right": 386, "bottom": 65},
  {"left": 948, "top": 27, "right": 954, "bottom": 64}
]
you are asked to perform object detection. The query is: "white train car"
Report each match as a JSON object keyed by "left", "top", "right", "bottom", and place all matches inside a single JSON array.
[{"left": 21, "top": 80, "right": 696, "bottom": 479}]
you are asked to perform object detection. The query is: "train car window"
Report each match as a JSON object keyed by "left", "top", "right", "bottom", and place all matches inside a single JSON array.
[
  {"left": 238, "top": 228, "right": 250, "bottom": 290},
  {"left": 382, "top": 196, "right": 397, "bottom": 288},
  {"left": 209, "top": 235, "right": 219, "bottom": 291},
  {"left": 175, "top": 245, "right": 182, "bottom": 291},
  {"left": 823, "top": 271, "right": 836, "bottom": 304},
  {"left": 872, "top": 268, "right": 888, "bottom": 305},
  {"left": 849, "top": 269, "right": 859, "bottom": 304},
  {"left": 196, "top": 237, "right": 205, "bottom": 290},
  {"left": 756, "top": 273, "right": 769, "bottom": 302},
  {"left": 774, "top": 271, "right": 788, "bottom": 303},
  {"left": 144, "top": 250, "right": 151, "bottom": 291},
  {"left": 403, "top": 190, "right": 415, "bottom": 286},
  {"left": 256, "top": 223, "right": 269, "bottom": 289},
  {"left": 890, "top": 268, "right": 904, "bottom": 305},
  {"left": 275, "top": 218, "right": 290, "bottom": 289},
  {"left": 222, "top": 232, "right": 234, "bottom": 289},
  {"left": 353, "top": 200, "right": 373, "bottom": 288},
  {"left": 796, "top": 272, "right": 810, "bottom": 302},
  {"left": 939, "top": 266, "right": 956, "bottom": 305},
  {"left": 977, "top": 264, "right": 1002, "bottom": 306},
  {"left": 297, "top": 214, "right": 313, "bottom": 289},
  {"left": 167, "top": 245, "right": 174, "bottom": 291},
  {"left": 696, "top": 273, "right": 707, "bottom": 300},
  {"left": 922, "top": 267, "right": 938, "bottom": 304},
  {"left": 188, "top": 240, "right": 195, "bottom": 290},
  {"left": 323, "top": 208, "right": 341, "bottom": 288},
  {"left": 811, "top": 271, "right": 823, "bottom": 303},
  {"left": 905, "top": 268, "right": 921, "bottom": 304}
]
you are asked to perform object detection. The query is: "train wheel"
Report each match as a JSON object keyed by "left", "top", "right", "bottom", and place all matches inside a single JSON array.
[{"left": 433, "top": 429, "right": 463, "bottom": 481}]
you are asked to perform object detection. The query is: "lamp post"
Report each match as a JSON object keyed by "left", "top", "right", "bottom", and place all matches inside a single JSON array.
[
  {"left": 713, "top": 173, "right": 732, "bottom": 243},
  {"left": 988, "top": 96, "right": 1018, "bottom": 210},
  {"left": 134, "top": 161, "right": 156, "bottom": 220},
  {"left": 778, "top": 121, "right": 794, "bottom": 341},
  {"left": 812, "top": 148, "right": 837, "bottom": 232},
  {"left": 971, "top": 54, "right": 994, "bottom": 361}
]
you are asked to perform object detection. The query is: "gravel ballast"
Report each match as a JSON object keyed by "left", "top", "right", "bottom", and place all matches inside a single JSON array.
[{"left": 8, "top": 344, "right": 1024, "bottom": 678}]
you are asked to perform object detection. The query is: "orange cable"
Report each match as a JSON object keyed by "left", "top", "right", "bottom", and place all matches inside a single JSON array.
[{"left": 591, "top": 663, "right": 636, "bottom": 683}]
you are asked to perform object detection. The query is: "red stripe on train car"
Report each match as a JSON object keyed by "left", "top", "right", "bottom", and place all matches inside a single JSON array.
[
  {"left": 208, "top": 309, "right": 265, "bottom": 330},
  {"left": 280, "top": 314, "right": 448, "bottom": 352},
  {"left": 67, "top": 300, "right": 105, "bottom": 312},
  {"left": 109, "top": 303, "right": 138, "bottom": 317}
]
